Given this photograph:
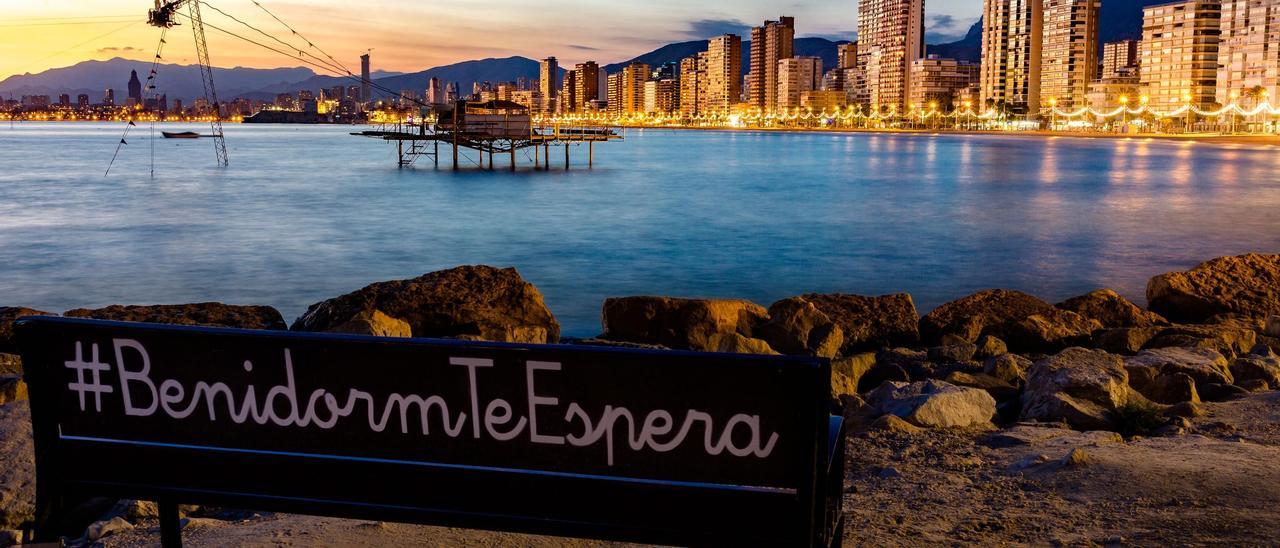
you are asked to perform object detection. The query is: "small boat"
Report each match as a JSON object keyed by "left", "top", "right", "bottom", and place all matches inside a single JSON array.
[{"left": 161, "top": 131, "right": 201, "bottom": 139}]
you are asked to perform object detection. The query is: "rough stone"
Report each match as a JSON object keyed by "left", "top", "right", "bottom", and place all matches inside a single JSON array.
[
  {"left": 943, "top": 371, "right": 1020, "bottom": 401},
  {"left": 0, "top": 402, "right": 34, "bottom": 531},
  {"left": 65, "top": 303, "right": 286, "bottom": 330},
  {"left": 84, "top": 516, "right": 133, "bottom": 541},
  {"left": 975, "top": 335, "right": 1008, "bottom": 359},
  {"left": 1057, "top": 289, "right": 1168, "bottom": 328},
  {"left": 326, "top": 310, "right": 412, "bottom": 338},
  {"left": 1061, "top": 448, "right": 1093, "bottom": 467},
  {"left": 0, "top": 307, "right": 55, "bottom": 354},
  {"left": 708, "top": 333, "right": 779, "bottom": 355},
  {"left": 596, "top": 296, "right": 765, "bottom": 351},
  {"left": 919, "top": 289, "right": 1057, "bottom": 345},
  {"left": 1143, "top": 320, "right": 1259, "bottom": 359},
  {"left": 1229, "top": 350, "right": 1280, "bottom": 388},
  {"left": 1148, "top": 372, "right": 1201, "bottom": 405},
  {"left": 1164, "top": 401, "right": 1205, "bottom": 419},
  {"left": 756, "top": 297, "right": 844, "bottom": 358},
  {"left": 868, "top": 380, "right": 997, "bottom": 428},
  {"left": 106, "top": 499, "right": 159, "bottom": 522},
  {"left": 1199, "top": 383, "right": 1251, "bottom": 402},
  {"left": 800, "top": 293, "right": 920, "bottom": 353},
  {"left": 928, "top": 343, "right": 977, "bottom": 363},
  {"left": 857, "top": 362, "right": 911, "bottom": 394},
  {"left": 1092, "top": 327, "right": 1162, "bottom": 355},
  {"left": 1124, "top": 347, "right": 1233, "bottom": 390},
  {"left": 1267, "top": 316, "right": 1280, "bottom": 338},
  {"left": 984, "top": 354, "right": 1032, "bottom": 384},
  {"left": 0, "top": 355, "right": 17, "bottom": 378},
  {"left": 868, "top": 414, "right": 924, "bottom": 435},
  {"left": 294, "top": 266, "right": 560, "bottom": 344},
  {"left": 1146, "top": 254, "right": 1280, "bottom": 323},
  {"left": 1238, "top": 379, "right": 1271, "bottom": 393},
  {"left": 0, "top": 379, "right": 25, "bottom": 406},
  {"left": 1000, "top": 309, "right": 1103, "bottom": 354},
  {"left": 832, "top": 353, "right": 877, "bottom": 390},
  {"left": 832, "top": 371, "right": 859, "bottom": 400},
  {"left": 1020, "top": 347, "right": 1139, "bottom": 431}
]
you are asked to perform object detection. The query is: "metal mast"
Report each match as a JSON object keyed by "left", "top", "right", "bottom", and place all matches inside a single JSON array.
[{"left": 148, "top": 0, "right": 228, "bottom": 167}]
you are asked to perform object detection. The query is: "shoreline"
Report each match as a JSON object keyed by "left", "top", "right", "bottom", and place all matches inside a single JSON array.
[{"left": 614, "top": 124, "right": 1280, "bottom": 146}]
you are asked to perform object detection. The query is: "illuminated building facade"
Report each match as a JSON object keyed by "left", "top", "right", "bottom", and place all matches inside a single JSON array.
[
  {"left": 1041, "top": 0, "right": 1100, "bottom": 108},
  {"left": 748, "top": 17, "right": 795, "bottom": 110},
  {"left": 1140, "top": 0, "right": 1222, "bottom": 108},
  {"left": 858, "top": 0, "right": 925, "bottom": 111},
  {"left": 981, "top": 0, "right": 1042, "bottom": 113}
]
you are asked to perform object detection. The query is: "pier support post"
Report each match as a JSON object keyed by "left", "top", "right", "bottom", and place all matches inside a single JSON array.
[
  {"left": 589, "top": 141, "right": 594, "bottom": 169},
  {"left": 510, "top": 143, "right": 516, "bottom": 172},
  {"left": 564, "top": 144, "right": 570, "bottom": 170},
  {"left": 534, "top": 142, "right": 539, "bottom": 170},
  {"left": 488, "top": 148, "right": 494, "bottom": 170},
  {"left": 544, "top": 144, "right": 549, "bottom": 170},
  {"left": 434, "top": 140, "right": 439, "bottom": 167}
]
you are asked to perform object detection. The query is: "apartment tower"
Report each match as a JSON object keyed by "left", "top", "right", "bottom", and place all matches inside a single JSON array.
[
  {"left": 980, "top": 0, "right": 1043, "bottom": 113},
  {"left": 1216, "top": 0, "right": 1280, "bottom": 105},
  {"left": 1140, "top": 0, "right": 1222, "bottom": 108},
  {"left": 748, "top": 17, "right": 796, "bottom": 110},
  {"left": 857, "top": 0, "right": 926, "bottom": 111},
  {"left": 1040, "top": 0, "right": 1100, "bottom": 108}
]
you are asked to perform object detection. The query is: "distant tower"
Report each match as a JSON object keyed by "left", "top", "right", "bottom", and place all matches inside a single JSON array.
[
  {"left": 360, "top": 53, "right": 371, "bottom": 103},
  {"left": 127, "top": 70, "right": 143, "bottom": 104},
  {"left": 427, "top": 77, "right": 443, "bottom": 104},
  {"left": 540, "top": 57, "right": 559, "bottom": 111},
  {"left": 104, "top": 88, "right": 115, "bottom": 106}
]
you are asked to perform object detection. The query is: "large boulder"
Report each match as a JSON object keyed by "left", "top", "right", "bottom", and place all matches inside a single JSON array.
[
  {"left": 1143, "top": 320, "right": 1258, "bottom": 359},
  {"left": 0, "top": 378, "right": 25, "bottom": 406},
  {"left": 1146, "top": 254, "right": 1280, "bottom": 323},
  {"left": 708, "top": 333, "right": 779, "bottom": 355},
  {"left": 1231, "top": 346, "right": 1280, "bottom": 387},
  {"left": 1123, "top": 347, "right": 1233, "bottom": 392},
  {"left": 1266, "top": 316, "right": 1280, "bottom": 338},
  {"left": 293, "top": 266, "right": 559, "bottom": 344},
  {"left": 599, "top": 296, "right": 766, "bottom": 351},
  {"left": 1091, "top": 327, "right": 1162, "bottom": 355},
  {"left": 984, "top": 353, "right": 1032, "bottom": 384},
  {"left": 326, "top": 310, "right": 412, "bottom": 338},
  {"left": 1057, "top": 289, "right": 1167, "bottom": 329},
  {"left": 1020, "top": 348, "right": 1141, "bottom": 431},
  {"left": 0, "top": 355, "right": 19, "bottom": 378},
  {"left": 65, "top": 303, "right": 286, "bottom": 331},
  {"left": 756, "top": 298, "right": 843, "bottom": 358},
  {"left": 867, "top": 380, "right": 997, "bottom": 428},
  {"left": 919, "top": 290, "right": 1100, "bottom": 353},
  {"left": 800, "top": 293, "right": 919, "bottom": 353},
  {"left": 0, "top": 307, "right": 55, "bottom": 354}
]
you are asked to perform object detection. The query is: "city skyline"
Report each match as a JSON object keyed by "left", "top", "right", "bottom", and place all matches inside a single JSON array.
[{"left": 0, "top": 1, "right": 983, "bottom": 82}]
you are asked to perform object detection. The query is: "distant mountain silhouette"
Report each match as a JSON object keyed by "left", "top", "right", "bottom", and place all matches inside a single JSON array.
[
  {"left": 605, "top": 37, "right": 850, "bottom": 76},
  {"left": 0, "top": 57, "right": 314, "bottom": 103}
]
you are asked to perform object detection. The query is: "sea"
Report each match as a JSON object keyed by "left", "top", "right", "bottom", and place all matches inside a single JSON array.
[{"left": 2, "top": 122, "right": 1278, "bottom": 336}]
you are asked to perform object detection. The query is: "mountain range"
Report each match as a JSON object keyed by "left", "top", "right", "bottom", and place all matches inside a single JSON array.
[{"left": 1, "top": 2, "right": 1163, "bottom": 105}]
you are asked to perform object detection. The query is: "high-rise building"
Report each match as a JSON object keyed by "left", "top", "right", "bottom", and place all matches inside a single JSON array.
[
  {"left": 426, "top": 77, "right": 444, "bottom": 104},
  {"left": 777, "top": 56, "right": 823, "bottom": 109},
  {"left": 127, "top": 70, "right": 143, "bottom": 105},
  {"left": 77, "top": 94, "right": 90, "bottom": 109},
  {"left": 360, "top": 53, "right": 371, "bottom": 103},
  {"left": 606, "top": 62, "right": 650, "bottom": 115},
  {"left": 838, "top": 42, "right": 859, "bottom": 70},
  {"left": 680, "top": 53, "right": 708, "bottom": 115},
  {"left": 1041, "top": 0, "right": 1100, "bottom": 108},
  {"left": 58, "top": 94, "right": 71, "bottom": 107},
  {"left": 858, "top": 0, "right": 925, "bottom": 111},
  {"left": 909, "top": 55, "right": 981, "bottom": 109},
  {"left": 563, "top": 71, "right": 578, "bottom": 113},
  {"left": 1102, "top": 40, "right": 1141, "bottom": 79},
  {"left": 1140, "top": 0, "right": 1222, "bottom": 108},
  {"left": 574, "top": 61, "right": 601, "bottom": 111},
  {"left": 748, "top": 17, "right": 795, "bottom": 110},
  {"left": 705, "top": 34, "right": 743, "bottom": 112},
  {"left": 1216, "top": 0, "right": 1280, "bottom": 105},
  {"left": 643, "top": 79, "right": 678, "bottom": 114},
  {"left": 540, "top": 57, "right": 560, "bottom": 112},
  {"left": 103, "top": 88, "right": 115, "bottom": 106},
  {"left": 980, "top": 0, "right": 1042, "bottom": 113}
]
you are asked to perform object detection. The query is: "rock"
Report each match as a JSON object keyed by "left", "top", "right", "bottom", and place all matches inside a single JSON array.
[
  {"left": 0, "top": 355, "right": 17, "bottom": 378},
  {"left": 1092, "top": 327, "right": 1162, "bottom": 355},
  {"left": 756, "top": 298, "right": 844, "bottom": 358},
  {"left": 1199, "top": 383, "right": 1251, "bottom": 402},
  {"left": 868, "top": 380, "right": 997, "bottom": 428},
  {"left": 326, "top": 310, "right": 411, "bottom": 338},
  {"left": 65, "top": 303, "right": 286, "bottom": 330},
  {"left": 597, "top": 296, "right": 765, "bottom": 351},
  {"left": 1057, "top": 289, "right": 1167, "bottom": 328},
  {"left": 0, "top": 402, "right": 34, "bottom": 531},
  {"left": 84, "top": 516, "right": 133, "bottom": 541},
  {"left": 105, "top": 499, "right": 158, "bottom": 522},
  {"left": 800, "top": 293, "right": 920, "bottom": 353},
  {"left": 919, "top": 289, "right": 1056, "bottom": 345},
  {"left": 832, "top": 371, "right": 859, "bottom": 400},
  {"left": 0, "top": 529, "right": 20, "bottom": 547},
  {"left": 832, "top": 353, "right": 877, "bottom": 389},
  {"left": 1147, "top": 372, "right": 1200, "bottom": 405},
  {"left": 857, "top": 362, "right": 911, "bottom": 393},
  {"left": 944, "top": 371, "right": 1020, "bottom": 401},
  {"left": 1124, "top": 347, "right": 1233, "bottom": 390},
  {"left": 1000, "top": 309, "right": 1103, "bottom": 354},
  {"left": 1143, "top": 320, "right": 1258, "bottom": 359},
  {"left": 1229, "top": 348, "right": 1280, "bottom": 387},
  {"left": 928, "top": 343, "right": 977, "bottom": 363},
  {"left": 1060, "top": 448, "right": 1092, "bottom": 467},
  {"left": 1164, "top": 401, "right": 1205, "bottom": 418},
  {"left": 0, "top": 379, "right": 25, "bottom": 406},
  {"left": 294, "top": 266, "right": 560, "bottom": 344},
  {"left": 868, "top": 414, "right": 924, "bottom": 435},
  {"left": 1267, "top": 316, "right": 1280, "bottom": 338},
  {"left": 1238, "top": 379, "right": 1271, "bottom": 392},
  {"left": 984, "top": 354, "right": 1032, "bottom": 384},
  {"left": 1147, "top": 254, "right": 1280, "bottom": 323},
  {"left": 975, "top": 335, "right": 1008, "bottom": 359},
  {"left": 0, "top": 307, "right": 56, "bottom": 353},
  {"left": 708, "top": 333, "right": 779, "bottom": 355},
  {"left": 1020, "top": 348, "right": 1139, "bottom": 431}
]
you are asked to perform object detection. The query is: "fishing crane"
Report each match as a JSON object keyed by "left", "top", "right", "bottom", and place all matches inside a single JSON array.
[{"left": 148, "top": 0, "right": 228, "bottom": 167}]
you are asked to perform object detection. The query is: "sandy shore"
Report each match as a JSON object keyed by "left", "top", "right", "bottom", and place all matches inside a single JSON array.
[{"left": 615, "top": 124, "right": 1280, "bottom": 146}]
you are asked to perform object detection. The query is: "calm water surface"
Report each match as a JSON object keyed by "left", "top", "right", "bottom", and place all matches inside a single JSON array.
[{"left": 1, "top": 122, "right": 1278, "bottom": 336}]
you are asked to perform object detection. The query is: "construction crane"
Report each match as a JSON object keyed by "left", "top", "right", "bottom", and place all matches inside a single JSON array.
[{"left": 148, "top": 0, "right": 228, "bottom": 167}]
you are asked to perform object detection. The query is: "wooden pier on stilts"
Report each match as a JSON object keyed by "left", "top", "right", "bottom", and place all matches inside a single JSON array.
[{"left": 354, "top": 100, "right": 621, "bottom": 171}]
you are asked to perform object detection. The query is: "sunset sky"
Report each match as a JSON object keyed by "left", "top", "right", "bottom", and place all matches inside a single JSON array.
[{"left": 0, "top": 1, "right": 982, "bottom": 81}]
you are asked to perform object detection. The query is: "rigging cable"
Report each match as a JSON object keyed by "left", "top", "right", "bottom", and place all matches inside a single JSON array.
[
  {"left": 106, "top": 28, "right": 168, "bottom": 177},
  {"left": 197, "top": 2, "right": 348, "bottom": 76},
  {"left": 248, "top": 0, "right": 355, "bottom": 76}
]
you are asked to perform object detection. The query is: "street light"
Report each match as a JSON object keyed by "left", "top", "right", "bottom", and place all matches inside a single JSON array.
[
  {"left": 1119, "top": 95, "right": 1129, "bottom": 128},
  {"left": 1048, "top": 97, "right": 1058, "bottom": 130}
]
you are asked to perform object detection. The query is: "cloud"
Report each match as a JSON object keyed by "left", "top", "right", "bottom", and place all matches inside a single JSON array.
[
  {"left": 97, "top": 46, "right": 141, "bottom": 53},
  {"left": 567, "top": 44, "right": 601, "bottom": 51},
  {"left": 924, "top": 14, "right": 968, "bottom": 44},
  {"left": 684, "top": 18, "right": 751, "bottom": 40}
]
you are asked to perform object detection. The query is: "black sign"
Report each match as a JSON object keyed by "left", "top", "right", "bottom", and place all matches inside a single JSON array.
[{"left": 19, "top": 317, "right": 840, "bottom": 545}]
